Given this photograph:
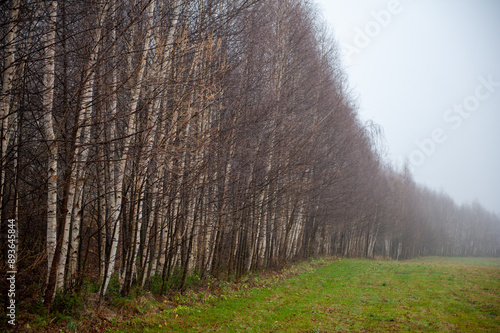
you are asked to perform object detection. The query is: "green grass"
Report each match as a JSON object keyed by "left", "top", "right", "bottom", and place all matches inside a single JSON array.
[{"left": 113, "top": 257, "right": 500, "bottom": 332}]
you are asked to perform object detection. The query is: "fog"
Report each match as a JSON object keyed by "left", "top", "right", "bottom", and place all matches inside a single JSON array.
[{"left": 316, "top": 0, "right": 500, "bottom": 214}]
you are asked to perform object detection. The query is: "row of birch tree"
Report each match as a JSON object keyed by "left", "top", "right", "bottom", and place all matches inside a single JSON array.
[{"left": 1, "top": 0, "right": 499, "bottom": 306}]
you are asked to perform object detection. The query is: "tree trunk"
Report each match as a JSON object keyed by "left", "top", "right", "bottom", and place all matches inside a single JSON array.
[{"left": 40, "top": 0, "right": 58, "bottom": 290}]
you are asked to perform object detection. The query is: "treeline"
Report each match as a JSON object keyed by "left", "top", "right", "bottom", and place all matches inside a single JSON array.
[{"left": 0, "top": 0, "right": 499, "bottom": 307}]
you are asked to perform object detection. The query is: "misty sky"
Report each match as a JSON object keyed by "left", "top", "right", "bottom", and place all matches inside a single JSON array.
[{"left": 315, "top": 0, "right": 500, "bottom": 215}]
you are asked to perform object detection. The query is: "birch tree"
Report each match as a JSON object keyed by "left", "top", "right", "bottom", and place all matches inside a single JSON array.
[{"left": 0, "top": 0, "right": 20, "bottom": 222}]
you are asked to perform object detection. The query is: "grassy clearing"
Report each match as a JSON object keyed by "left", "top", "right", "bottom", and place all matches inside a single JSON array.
[{"left": 112, "top": 257, "right": 500, "bottom": 332}]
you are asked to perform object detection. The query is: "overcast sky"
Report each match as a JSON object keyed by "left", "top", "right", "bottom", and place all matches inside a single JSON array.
[{"left": 315, "top": 0, "right": 500, "bottom": 215}]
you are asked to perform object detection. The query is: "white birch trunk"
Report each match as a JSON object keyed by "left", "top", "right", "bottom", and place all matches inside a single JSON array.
[
  {"left": 98, "top": 150, "right": 107, "bottom": 277},
  {"left": 0, "top": 0, "right": 20, "bottom": 221},
  {"left": 39, "top": 0, "right": 58, "bottom": 286}
]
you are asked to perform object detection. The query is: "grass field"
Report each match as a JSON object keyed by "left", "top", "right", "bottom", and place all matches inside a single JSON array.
[{"left": 114, "top": 257, "right": 500, "bottom": 332}]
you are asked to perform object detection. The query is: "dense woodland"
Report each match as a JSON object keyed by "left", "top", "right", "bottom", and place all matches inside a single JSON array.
[{"left": 1, "top": 0, "right": 499, "bottom": 308}]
